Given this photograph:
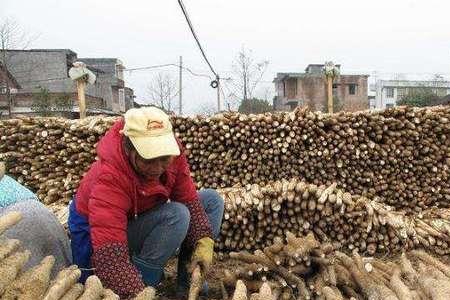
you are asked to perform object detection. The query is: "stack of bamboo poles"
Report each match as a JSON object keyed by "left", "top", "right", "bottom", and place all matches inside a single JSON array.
[
  {"left": 0, "top": 106, "right": 449, "bottom": 214},
  {"left": 217, "top": 177, "right": 450, "bottom": 255},
  {"left": 0, "top": 116, "right": 115, "bottom": 204},
  {"left": 0, "top": 211, "right": 155, "bottom": 300},
  {"left": 174, "top": 106, "right": 450, "bottom": 213},
  {"left": 226, "top": 231, "right": 450, "bottom": 300}
]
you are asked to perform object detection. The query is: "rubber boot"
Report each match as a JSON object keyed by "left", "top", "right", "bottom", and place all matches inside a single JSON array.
[{"left": 132, "top": 256, "right": 164, "bottom": 287}]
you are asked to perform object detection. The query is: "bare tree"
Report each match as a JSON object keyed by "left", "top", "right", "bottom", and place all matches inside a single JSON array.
[
  {"left": 258, "top": 86, "right": 274, "bottom": 102},
  {"left": 146, "top": 72, "right": 179, "bottom": 113},
  {"left": 0, "top": 17, "right": 35, "bottom": 117},
  {"left": 228, "top": 47, "right": 269, "bottom": 110},
  {"left": 194, "top": 101, "right": 217, "bottom": 116}
]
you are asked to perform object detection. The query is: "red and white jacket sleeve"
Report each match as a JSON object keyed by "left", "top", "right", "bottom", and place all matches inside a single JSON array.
[
  {"left": 88, "top": 174, "right": 145, "bottom": 299},
  {"left": 170, "top": 150, "right": 212, "bottom": 248}
]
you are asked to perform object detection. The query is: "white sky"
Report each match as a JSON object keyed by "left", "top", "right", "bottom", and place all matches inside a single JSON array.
[{"left": 2, "top": 0, "right": 450, "bottom": 114}]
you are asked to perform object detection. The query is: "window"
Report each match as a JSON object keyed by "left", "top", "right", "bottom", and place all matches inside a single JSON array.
[
  {"left": 385, "top": 87, "right": 394, "bottom": 98},
  {"left": 348, "top": 84, "right": 357, "bottom": 95},
  {"left": 386, "top": 103, "right": 394, "bottom": 108}
]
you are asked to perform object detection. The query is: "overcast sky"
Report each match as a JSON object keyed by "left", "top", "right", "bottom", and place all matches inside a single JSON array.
[{"left": 2, "top": 0, "right": 450, "bottom": 114}]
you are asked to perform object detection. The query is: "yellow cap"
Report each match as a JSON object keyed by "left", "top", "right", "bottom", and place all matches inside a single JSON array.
[{"left": 121, "top": 107, "right": 180, "bottom": 159}]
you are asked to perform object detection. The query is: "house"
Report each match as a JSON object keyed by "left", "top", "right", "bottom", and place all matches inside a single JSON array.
[
  {"left": 373, "top": 79, "right": 450, "bottom": 109},
  {"left": 0, "top": 49, "right": 134, "bottom": 118},
  {"left": 77, "top": 58, "right": 136, "bottom": 112},
  {"left": 0, "top": 63, "right": 21, "bottom": 117},
  {"left": 273, "top": 64, "right": 369, "bottom": 112}
]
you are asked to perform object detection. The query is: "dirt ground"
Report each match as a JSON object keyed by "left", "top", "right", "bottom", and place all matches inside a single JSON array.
[{"left": 156, "top": 251, "right": 450, "bottom": 300}]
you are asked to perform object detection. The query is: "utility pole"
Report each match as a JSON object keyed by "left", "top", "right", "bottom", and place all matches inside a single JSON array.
[
  {"left": 324, "top": 61, "right": 339, "bottom": 114},
  {"left": 326, "top": 76, "right": 333, "bottom": 114},
  {"left": 179, "top": 56, "right": 183, "bottom": 115},
  {"left": 76, "top": 80, "right": 87, "bottom": 119},
  {"left": 216, "top": 75, "right": 221, "bottom": 112},
  {"left": 69, "top": 62, "right": 96, "bottom": 119}
]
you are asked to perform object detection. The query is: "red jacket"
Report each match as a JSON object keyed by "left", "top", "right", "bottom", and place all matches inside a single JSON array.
[{"left": 74, "top": 119, "right": 211, "bottom": 298}]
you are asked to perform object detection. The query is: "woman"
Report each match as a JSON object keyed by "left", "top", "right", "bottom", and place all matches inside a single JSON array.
[{"left": 0, "top": 161, "right": 72, "bottom": 276}]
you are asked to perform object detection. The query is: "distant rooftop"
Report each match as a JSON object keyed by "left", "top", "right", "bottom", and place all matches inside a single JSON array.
[
  {"left": 376, "top": 79, "right": 450, "bottom": 88},
  {"left": 79, "top": 58, "right": 123, "bottom": 64},
  {"left": 305, "top": 64, "right": 341, "bottom": 73},
  {"left": 1, "top": 49, "right": 77, "bottom": 56},
  {"left": 273, "top": 63, "right": 373, "bottom": 82}
]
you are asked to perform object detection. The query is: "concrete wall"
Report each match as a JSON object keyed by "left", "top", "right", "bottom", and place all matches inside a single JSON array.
[
  {"left": 79, "top": 58, "right": 122, "bottom": 77},
  {"left": 1, "top": 50, "right": 75, "bottom": 93},
  {"left": 336, "top": 75, "right": 369, "bottom": 112},
  {"left": 275, "top": 74, "right": 369, "bottom": 112}
]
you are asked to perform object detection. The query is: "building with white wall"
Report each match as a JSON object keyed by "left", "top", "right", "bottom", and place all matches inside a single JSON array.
[{"left": 373, "top": 79, "right": 450, "bottom": 109}]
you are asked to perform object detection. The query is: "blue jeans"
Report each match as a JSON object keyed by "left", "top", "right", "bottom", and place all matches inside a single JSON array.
[{"left": 127, "top": 189, "right": 224, "bottom": 287}]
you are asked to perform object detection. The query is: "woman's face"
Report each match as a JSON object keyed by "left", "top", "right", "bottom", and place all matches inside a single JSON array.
[{"left": 129, "top": 150, "right": 173, "bottom": 181}]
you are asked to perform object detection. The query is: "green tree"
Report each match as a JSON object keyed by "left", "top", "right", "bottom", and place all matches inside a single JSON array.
[
  {"left": 238, "top": 98, "right": 273, "bottom": 114},
  {"left": 53, "top": 93, "right": 73, "bottom": 112},
  {"left": 397, "top": 88, "right": 441, "bottom": 107},
  {"left": 31, "top": 87, "right": 53, "bottom": 116},
  {"left": 31, "top": 87, "right": 73, "bottom": 116}
]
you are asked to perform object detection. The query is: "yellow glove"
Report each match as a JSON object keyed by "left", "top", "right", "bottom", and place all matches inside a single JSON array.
[{"left": 190, "top": 237, "right": 214, "bottom": 274}]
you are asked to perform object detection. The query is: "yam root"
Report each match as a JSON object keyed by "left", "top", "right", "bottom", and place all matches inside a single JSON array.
[
  {"left": 232, "top": 280, "right": 248, "bottom": 300},
  {"left": 59, "top": 283, "right": 84, "bottom": 300},
  {"left": 0, "top": 239, "right": 20, "bottom": 261},
  {"left": 410, "top": 250, "right": 450, "bottom": 278},
  {"left": 0, "top": 212, "right": 22, "bottom": 235},
  {"left": 132, "top": 287, "right": 156, "bottom": 300},
  {"left": 0, "top": 249, "right": 30, "bottom": 295},
  {"left": 102, "top": 288, "right": 120, "bottom": 300},
  {"left": 77, "top": 275, "right": 104, "bottom": 300},
  {"left": 2, "top": 255, "right": 55, "bottom": 300},
  {"left": 188, "top": 265, "right": 204, "bottom": 300},
  {"left": 43, "top": 268, "right": 81, "bottom": 300},
  {"left": 389, "top": 268, "right": 412, "bottom": 300}
]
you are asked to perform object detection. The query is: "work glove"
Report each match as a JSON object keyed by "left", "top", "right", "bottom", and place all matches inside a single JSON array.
[{"left": 190, "top": 237, "right": 214, "bottom": 274}]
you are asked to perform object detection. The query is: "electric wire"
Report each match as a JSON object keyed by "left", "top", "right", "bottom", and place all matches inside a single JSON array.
[{"left": 177, "top": 0, "right": 218, "bottom": 78}]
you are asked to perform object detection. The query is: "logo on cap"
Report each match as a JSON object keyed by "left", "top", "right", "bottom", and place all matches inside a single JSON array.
[{"left": 147, "top": 120, "right": 164, "bottom": 130}]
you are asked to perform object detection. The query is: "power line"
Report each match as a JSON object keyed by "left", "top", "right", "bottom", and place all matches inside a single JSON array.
[
  {"left": 1, "top": 63, "right": 213, "bottom": 87},
  {"left": 125, "top": 63, "right": 176, "bottom": 72},
  {"left": 125, "top": 63, "right": 212, "bottom": 79},
  {"left": 177, "top": 0, "right": 218, "bottom": 77}
]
